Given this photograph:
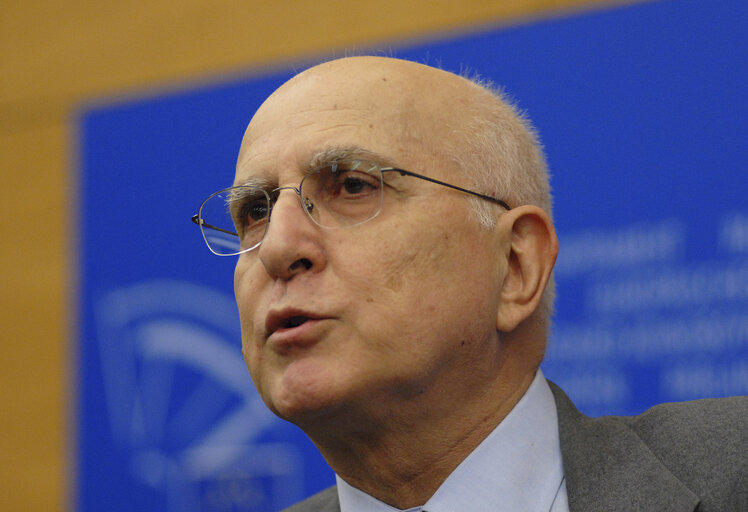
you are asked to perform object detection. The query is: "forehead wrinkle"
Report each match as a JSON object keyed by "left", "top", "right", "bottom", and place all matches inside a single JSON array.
[
  {"left": 241, "top": 103, "right": 372, "bottom": 150},
  {"left": 237, "top": 144, "right": 398, "bottom": 188},
  {"left": 236, "top": 119, "right": 383, "bottom": 184},
  {"left": 308, "top": 145, "right": 397, "bottom": 169},
  {"left": 235, "top": 145, "right": 281, "bottom": 186},
  {"left": 237, "top": 60, "right": 466, "bottom": 184}
]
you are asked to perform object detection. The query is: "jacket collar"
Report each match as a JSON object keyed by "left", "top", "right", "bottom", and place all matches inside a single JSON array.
[{"left": 549, "top": 381, "right": 700, "bottom": 512}]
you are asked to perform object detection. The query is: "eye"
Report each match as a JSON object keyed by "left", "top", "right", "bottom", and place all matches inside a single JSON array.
[
  {"left": 316, "top": 160, "right": 382, "bottom": 200},
  {"left": 242, "top": 200, "right": 269, "bottom": 223},
  {"left": 229, "top": 188, "right": 270, "bottom": 234},
  {"left": 341, "top": 174, "right": 373, "bottom": 195}
]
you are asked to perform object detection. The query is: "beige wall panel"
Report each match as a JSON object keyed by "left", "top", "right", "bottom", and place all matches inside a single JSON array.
[
  {"left": 0, "top": 0, "right": 635, "bottom": 509},
  {"left": 0, "top": 121, "right": 69, "bottom": 510},
  {"left": 1, "top": 0, "right": 631, "bottom": 125}
]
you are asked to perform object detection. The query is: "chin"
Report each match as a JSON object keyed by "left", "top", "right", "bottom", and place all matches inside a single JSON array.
[
  {"left": 265, "top": 361, "right": 347, "bottom": 424},
  {"left": 269, "top": 390, "right": 347, "bottom": 427}
]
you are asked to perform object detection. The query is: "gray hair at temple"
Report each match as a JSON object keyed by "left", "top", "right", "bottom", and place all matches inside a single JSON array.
[{"left": 446, "top": 75, "right": 555, "bottom": 334}]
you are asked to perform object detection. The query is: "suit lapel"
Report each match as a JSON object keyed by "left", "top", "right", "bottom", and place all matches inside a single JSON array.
[
  {"left": 549, "top": 381, "right": 699, "bottom": 512},
  {"left": 284, "top": 486, "right": 340, "bottom": 512},
  {"left": 315, "top": 487, "right": 341, "bottom": 512}
]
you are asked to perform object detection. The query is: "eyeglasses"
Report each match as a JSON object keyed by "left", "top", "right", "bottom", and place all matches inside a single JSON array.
[{"left": 192, "top": 159, "right": 510, "bottom": 256}]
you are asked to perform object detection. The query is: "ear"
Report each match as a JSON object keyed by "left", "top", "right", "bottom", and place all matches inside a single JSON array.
[{"left": 495, "top": 205, "right": 558, "bottom": 333}]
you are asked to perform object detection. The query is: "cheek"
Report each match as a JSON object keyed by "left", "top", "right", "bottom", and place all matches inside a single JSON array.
[
  {"left": 234, "top": 259, "right": 265, "bottom": 361},
  {"left": 374, "top": 218, "right": 453, "bottom": 291},
  {"left": 334, "top": 225, "right": 458, "bottom": 332},
  {"left": 361, "top": 222, "right": 496, "bottom": 330},
  {"left": 378, "top": 225, "right": 470, "bottom": 294},
  {"left": 233, "top": 260, "right": 251, "bottom": 322},
  {"left": 235, "top": 261, "right": 274, "bottom": 403}
]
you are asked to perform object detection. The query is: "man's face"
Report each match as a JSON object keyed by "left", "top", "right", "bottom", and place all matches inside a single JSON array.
[{"left": 234, "top": 60, "right": 509, "bottom": 426}]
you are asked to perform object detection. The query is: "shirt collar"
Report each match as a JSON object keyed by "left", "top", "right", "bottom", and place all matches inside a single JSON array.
[{"left": 336, "top": 370, "right": 565, "bottom": 512}]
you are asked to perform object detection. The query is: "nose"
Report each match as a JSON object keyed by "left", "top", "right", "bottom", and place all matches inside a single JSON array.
[{"left": 257, "top": 188, "right": 326, "bottom": 279}]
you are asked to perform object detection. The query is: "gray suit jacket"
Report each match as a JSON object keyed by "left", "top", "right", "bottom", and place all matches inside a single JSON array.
[{"left": 283, "top": 382, "right": 747, "bottom": 511}]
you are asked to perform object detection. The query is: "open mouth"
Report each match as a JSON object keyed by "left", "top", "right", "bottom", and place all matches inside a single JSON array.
[
  {"left": 282, "top": 315, "right": 309, "bottom": 328},
  {"left": 266, "top": 310, "right": 323, "bottom": 338}
]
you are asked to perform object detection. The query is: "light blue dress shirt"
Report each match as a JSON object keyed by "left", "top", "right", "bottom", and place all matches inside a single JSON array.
[{"left": 336, "top": 370, "right": 568, "bottom": 512}]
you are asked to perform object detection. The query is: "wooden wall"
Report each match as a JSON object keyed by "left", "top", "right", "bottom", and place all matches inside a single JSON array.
[{"left": 0, "top": 0, "right": 630, "bottom": 508}]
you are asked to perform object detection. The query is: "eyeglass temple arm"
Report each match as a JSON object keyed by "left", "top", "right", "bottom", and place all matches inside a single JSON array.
[
  {"left": 383, "top": 168, "right": 511, "bottom": 210},
  {"left": 191, "top": 214, "right": 239, "bottom": 236}
]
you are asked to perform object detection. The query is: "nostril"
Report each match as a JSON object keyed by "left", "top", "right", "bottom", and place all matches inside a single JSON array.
[{"left": 289, "top": 258, "right": 313, "bottom": 271}]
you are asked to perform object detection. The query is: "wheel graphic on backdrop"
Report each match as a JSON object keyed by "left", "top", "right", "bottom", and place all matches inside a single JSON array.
[{"left": 94, "top": 280, "right": 303, "bottom": 511}]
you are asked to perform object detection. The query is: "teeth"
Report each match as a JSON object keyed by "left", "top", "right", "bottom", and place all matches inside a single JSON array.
[{"left": 283, "top": 316, "right": 308, "bottom": 328}]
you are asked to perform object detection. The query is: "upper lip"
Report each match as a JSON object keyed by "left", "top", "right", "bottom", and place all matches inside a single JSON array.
[{"left": 265, "top": 308, "right": 325, "bottom": 337}]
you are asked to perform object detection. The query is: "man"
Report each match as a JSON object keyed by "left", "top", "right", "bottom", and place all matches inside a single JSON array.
[{"left": 193, "top": 56, "right": 746, "bottom": 511}]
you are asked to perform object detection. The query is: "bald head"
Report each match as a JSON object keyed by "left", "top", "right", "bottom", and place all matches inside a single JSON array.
[
  {"left": 236, "top": 56, "right": 554, "bottom": 329},
  {"left": 240, "top": 57, "right": 479, "bottom": 175},
  {"left": 241, "top": 56, "right": 549, "bottom": 210}
]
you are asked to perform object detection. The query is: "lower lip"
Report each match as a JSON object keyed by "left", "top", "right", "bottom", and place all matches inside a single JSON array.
[{"left": 267, "top": 318, "right": 328, "bottom": 351}]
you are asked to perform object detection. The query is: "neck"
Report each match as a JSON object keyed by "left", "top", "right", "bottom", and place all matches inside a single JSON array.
[{"left": 302, "top": 361, "right": 537, "bottom": 509}]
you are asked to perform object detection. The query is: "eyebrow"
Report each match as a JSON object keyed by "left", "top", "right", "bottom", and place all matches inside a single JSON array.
[
  {"left": 226, "top": 184, "right": 267, "bottom": 212},
  {"left": 233, "top": 145, "right": 398, "bottom": 189},
  {"left": 307, "top": 145, "right": 395, "bottom": 169},
  {"left": 233, "top": 175, "right": 273, "bottom": 189}
]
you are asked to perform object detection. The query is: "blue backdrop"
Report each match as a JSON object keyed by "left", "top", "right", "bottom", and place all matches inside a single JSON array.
[{"left": 77, "top": 0, "right": 747, "bottom": 510}]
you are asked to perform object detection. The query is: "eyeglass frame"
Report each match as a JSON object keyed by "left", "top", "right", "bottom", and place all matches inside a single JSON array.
[{"left": 191, "top": 166, "right": 511, "bottom": 256}]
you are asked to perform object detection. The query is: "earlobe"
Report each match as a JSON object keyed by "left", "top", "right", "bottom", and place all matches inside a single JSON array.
[{"left": 495, "top": 206, "right": 558, "bottom": 332}]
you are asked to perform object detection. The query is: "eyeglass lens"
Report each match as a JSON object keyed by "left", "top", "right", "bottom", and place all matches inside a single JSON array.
[{"left": 198, "top": 160, "right": 386, "bottom": 255}]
